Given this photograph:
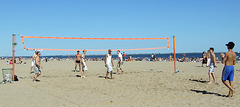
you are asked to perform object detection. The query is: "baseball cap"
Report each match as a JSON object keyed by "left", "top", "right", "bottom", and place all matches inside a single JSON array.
[{"left": 226, "top": 42, "right": 235, "bottom": 49}]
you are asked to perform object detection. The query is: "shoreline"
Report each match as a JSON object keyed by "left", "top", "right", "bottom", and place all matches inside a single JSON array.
[{"left": 1, "top": 52, "right": 239, "bottom": 59}]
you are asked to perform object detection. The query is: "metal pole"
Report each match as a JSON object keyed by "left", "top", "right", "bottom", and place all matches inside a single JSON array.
[
  {"left": 173, "top": 36, "right": 177, "bottom": 73},
  {"left": 12, "top": 34, "right": 15, "bottom": 80}
]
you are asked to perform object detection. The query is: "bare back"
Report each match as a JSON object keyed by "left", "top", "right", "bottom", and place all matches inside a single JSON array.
[
  {"left": 81, "top": 54, "right": 86, "bottom": 62},
  {"left": 210, "top": 52, "right": 216, "bottom": 64},
  {"left": 224, "top": 50, "right": 236, "bottom": 66},
  {"left": 207, "top": 52, "right": 210, "bottom": 59},
  {"left": 35, "top": 56, "right": 41, "bottom": 67},
  {"left": 32, "top": 54, "right": 37, "bottom": 60}
]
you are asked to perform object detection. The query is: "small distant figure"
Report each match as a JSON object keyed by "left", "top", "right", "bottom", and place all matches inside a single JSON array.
[
  {"left": 33, "top": 51, "right": 43, "bottom": 82},
  {"left": 117, "top": 50, "right": 124, "bottom": 74},
  {"left": 30, "top": 51, "right": 37, "bottom": 74},
  {"left": 74, "top": 51, "right": 81, "bottom": 72},
  {"left": 182, "top": 54, "right": 186, "bottom": 62},
  {"left": 81, "top": 49, "right": 88, "bottom": 78},
  {"left": 126, "top": 55, "right": 132, "bottom": 61},
  {"left": 220, "top": 53, "right": 225, "bottom": 63},
  {"left": 202, "top": 51, "right": 207, "bottom": 67},
  {"left": 105, "top": 49, "right": 114, "bottom": 79},
  {"left": 122, "top": 52, "right": 125, "bottom": 61},
  {"left": 151, "top": 53, "right": 154, "bottom": 61},
  {"left": 206, "top": 50, "right": 211, "bottom": 67},
  {"left": 151, "top": 53, "right": 157, "bottom": 61},
  {"left": 207, "top": 48, "right": 217, "bottom": 84},
  {"left": 45, "top": 57, "right": 48, "bottom": 63},
  {"left": 19, "top": 57, "right": 22, "bottom": 64},
  {"left": 9, "top": 60, "right": 13, "bottom": 64},
  {"left": 222, "top": 42, "right": 236, "bottom": 97},
  {"left": 169, "top": 55, "right": 173, "bottom": 61},
  {"left": 154, "top": 54, "right": 157, "bottom": 61}
]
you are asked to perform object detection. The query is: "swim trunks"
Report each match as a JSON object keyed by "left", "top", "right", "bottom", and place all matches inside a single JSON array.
[
  {"left": 107, "top": 64, "right": 113, "bottom": 72},
  {"left": 208, "top": 63, "right": 215, "bottom": 73},
  {"left": 117, "top": 61, "right": 123, "bottom": 70},
  {"left": 34, "top": 65, "right": 41, "bottom": 74},
  {"left": 81, "top": 62, "right": 88, "bottom": 71},
  {"left": 222, "top": 66, "right": 234, "bottom": 81},
  {"left": 31, "top": 60, "right": 35, "bottom": 67},
  {"left": 76, "top": 60, "right": 80, "bottom": 63}
]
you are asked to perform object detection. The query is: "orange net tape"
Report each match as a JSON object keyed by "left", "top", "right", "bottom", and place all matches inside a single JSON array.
[{"left": 21, "top": 36, "right": 169, "bottom": 51}]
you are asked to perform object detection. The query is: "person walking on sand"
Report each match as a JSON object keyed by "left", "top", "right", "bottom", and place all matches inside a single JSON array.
[
  {"left": 222, "top": 42, "right": 236, "bottom": 97},
  {"left": 206, "top": 50, "right": 211, "bottom": 67},
  {"left": 105, "top": 49, "right": 114, "bottom": 79},
  {"left": 33, "top": 51, "right": 43, "bottom": 82},
  {"left": 116, "top": 50, "right": 124, "bottom": 74},
  {"left": 74, "top": 51, "right": 81, "bottom": 72},
  {"left": 202, "top": 51, "right": 207, "bottom": 67},
  {"left": 30, "top": 50, "right": 37, "bottom": 74},
  {"left": 81, "top": 49, "right": 88, "bottom": 78},
  {"left": 207, "top": 48, "right": 217, "bottom": 84}
]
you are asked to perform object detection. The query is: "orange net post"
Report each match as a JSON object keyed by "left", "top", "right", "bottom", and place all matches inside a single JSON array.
[
  {"left": 21, "top": 36, "right": 170, "bottom": 51},
  {"left": 173, "top": 36, "right": 177, "bottom": 73},
  {"left": 12, "top": 34, "right": 15, "bottom": 80}
]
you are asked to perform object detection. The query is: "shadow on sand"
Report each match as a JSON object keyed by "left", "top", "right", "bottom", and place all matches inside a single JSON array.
[
  {"left": 189, "top": 79, "right": 208, "bottom": 84},
  {"left": 98, "top": 76, "right": 105, "bottom": 79},
  {"left": 76, "top": 75, "right": 81, "bottom": 78},
  {"left": 190, "top": 89, "right": 226, "bottom": 97},
  {"left": 195, "top": 65, "right": 209, "bottom": 68},
  {"left": 98, "top": 76, "right": 113, "bottom": 79},
  {"left": 72, "top": 70, "right": 80, "bottom": 72}
]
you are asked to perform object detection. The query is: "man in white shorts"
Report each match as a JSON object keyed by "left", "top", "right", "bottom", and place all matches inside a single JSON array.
[
  {"left": 33, "top": 51, "right": 43, "bottom": 82},
  {"left": 30, "top": 50, "right": 37, "bottom": 74},
  {"left": 207, "top": 48, "right": 217, "bottom": 84},
  {"left": 105, "top": 49, "right": 114, "bottom": 79},
  {"left": 81, "top": 49, "right": 88, "bottom": 78}
]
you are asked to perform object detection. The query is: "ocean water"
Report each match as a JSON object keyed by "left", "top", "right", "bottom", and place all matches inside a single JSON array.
[{"left": 41, "top": 52, "right": 240, "bottom": 59}]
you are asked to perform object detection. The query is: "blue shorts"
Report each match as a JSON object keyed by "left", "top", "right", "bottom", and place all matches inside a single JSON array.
[{"left": 222, "top": 66, "right": 234, "bottom": 81}]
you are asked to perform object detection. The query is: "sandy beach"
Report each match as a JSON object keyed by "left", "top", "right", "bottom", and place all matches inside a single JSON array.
[{"left": 0, "top": 59, "right": 239, "bottom": 107}]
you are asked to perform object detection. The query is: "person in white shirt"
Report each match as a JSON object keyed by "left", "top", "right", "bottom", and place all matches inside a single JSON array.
[
  {"left": 30, "top": 50, "right": 37, "bottom": 74},
  {"left": 81, "top": 49, "right": 88, "bottom": 78},
  {"left": 117, "top": 50, "right": 124, "bottom": 74},
  {"left": 104, "top": 49, "right": 114, "bottom": 79}
]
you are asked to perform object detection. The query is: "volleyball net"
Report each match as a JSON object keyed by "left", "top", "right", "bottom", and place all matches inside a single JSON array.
[
  {"left": 12, "top": 35, "right": 177, "bottom": 80},
  {"left": 20, "top": 36, "right": 170, "bottom": 52}
]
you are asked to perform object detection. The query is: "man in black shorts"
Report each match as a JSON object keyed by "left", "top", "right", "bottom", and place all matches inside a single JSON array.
[{"left": 74, "top": 51, "right": 81, "bottom": 72}]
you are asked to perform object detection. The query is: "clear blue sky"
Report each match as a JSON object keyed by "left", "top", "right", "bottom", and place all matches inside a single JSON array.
[{"left": 0, "top": 0, "right": 239, "bottom": 56}]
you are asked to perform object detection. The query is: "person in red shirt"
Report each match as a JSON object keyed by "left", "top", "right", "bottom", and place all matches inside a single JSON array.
[{"left": 122, "top": 52, "right": 125, "bottom": 61}]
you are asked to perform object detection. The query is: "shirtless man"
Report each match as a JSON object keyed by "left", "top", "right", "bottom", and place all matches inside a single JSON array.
[
  {"left": 74, "top": 51, "right": 81, "bottom": 72},
  {"left": 81, "top": 49, "right": 88, "bottom": 78},
  {"left": 222, "top": 42, "right": 236, "bottom": 97},
  {"left": 207, "top": 48, "right": 217, "bottom": 84},
  {"left": 30, "top": 51, "right": 37, "bottom": 74},
  {"left": 105, "top": 49, "right": 114, "bottom": 79},
  {"left": 33, "top": 51, "right": 43, "bottom": 82}
]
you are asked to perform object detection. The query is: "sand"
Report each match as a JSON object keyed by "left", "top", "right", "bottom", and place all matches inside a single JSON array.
[{"left": 0, "top": 59, "right": 240, "bottom": 107}]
